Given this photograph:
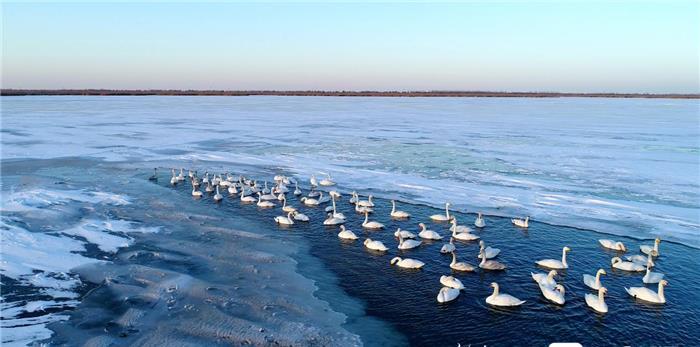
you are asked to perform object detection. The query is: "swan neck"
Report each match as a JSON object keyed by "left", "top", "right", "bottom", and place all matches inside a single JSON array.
[
  {"left": 561, "top": 249, "right": 568, "bottom": 266},
  {"left": 391, "top": 200, "right": 396, "bottom": 212},
  {"left": 364, "top": 213, "right": 368, "bottom": 223},
  {"left": 451, "top": 252, "right": 456, "bottom": 265},
  {"left": 492, "top": 285, "right": 499, "bottom": 297},
  {"left": 595, "top": 272, "right": 601, "bottom": 286},
  {"left": 658, "top": 283, "right": 665, "bottom": 301}
]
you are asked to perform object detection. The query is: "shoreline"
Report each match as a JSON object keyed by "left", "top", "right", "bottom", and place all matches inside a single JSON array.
[{"left": 2, "top": 89, "right": 699, "bottom": 99}]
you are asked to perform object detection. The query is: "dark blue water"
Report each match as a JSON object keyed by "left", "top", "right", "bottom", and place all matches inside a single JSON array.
[{"left": 162, "top": 172, "right": 700, "bottom": 346}]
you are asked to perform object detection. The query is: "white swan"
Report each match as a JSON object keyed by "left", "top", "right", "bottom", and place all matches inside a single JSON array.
[
  {"left": 626, "top": 253, "right": 655, "bottom": 267},
  {"left": 397, "top": 233, "right": 422, "bottom": 250},
  {"left": 319, "top": 173, "right": 335, "bottom": 186},
  {"left": 293, "top": 212, "right": 309, "bottom": 222},
  {"left": 640, "top": 237, "right": 661, "bottom": 256},
  {"left": 355, "top": 202, "right": 373, "bottom": 214},
  {"left": 440, "top": 275, "right": 465, "bottom": 290},
  {"left": 310, "top": 175, "right": 318, "bottom": 187},
  {"left": 240, "top": 191, "right": 256, "bottom": 203},
  {"left": 643, "top": 264, "right": 665, "bottom": 284},
  {"left": 485, "top": 282, "right": 525, "bottom": 307},
  {"left": 611, "top": 257, "right": 645, "bottom": 272},
  {"left": 176, "top": 168, "right": 185, "bottom": 181},
  {"left": 261, "top": 181, "right": 271, "bottom": 194},
  {"left": 293, "top": 182, "right": 302, "bottom": 196},
  {"left": 390, "top": 200, "right": 410, "bottom": 219},
  {"left": 323, "top": 213, "right": 345, "bottom": 226},
  {"left": 362, "top": 211, "right": 384, "bottom": 229},
  {"left": 478, "top": 241, "right": 500, "bottom": 259},
  {"left": 474, "top": 212, "right": 486, "bottom": 228},
  {"left": 228, "top": 185, "right": 238, "bottom": 195},
  {"left": 329, "top": 194, "right": 345, "bottom": 220},
  {"left": 192, "top": 186, "right": 203, "bottom": 197},
  {"left": 213, "top": 186, "right": 223, "bottom": 202},
  {"left": 532, "top": 270, "right": 557, "bottom": 289},
  {"left": 540, "top": 283, "right": 566, "bottom": 305},
  {"left": 430, "top": 202, "right": 451, "bottom": 222},
  {"left": 440, "top": 237, "right": 456, "bottom": 254},
  {"left": 418, "top": 223, "right": 443, "bottom": 240},
  {"left": 451, "top": 226, "right": 479, "bottom": 241},
  {"left": 585, "top": 287, "right": 608, "bottom": 313},
  {"left": 450, "top": 251, "right": 475, "bottom": 272},
  {"left": 511, "top": 216, "right": 529, "bottom": 228},
  {"left": 349, "top": 191, "right": 359, "bottom": 204},
  {"left": 307, "top": 189, "right": 320, "bottom": 197},
  {"left": 390, "top": 257, "right": 425, "bottom": 269},
  {"left": 364, "top": 238, "right": 388, "bottom": 252},
  {"left": 536, "top": 246, "right": 571, "bottom": 269},
  {"left": 437, "top": 287, "right": 460, "bottom": 303},
  {"left": 274, "top": 211, "right": 295, "bottom": 225},
  {"left": 357, "top": 195, "right": 375, "bottom": 208},
  {"left": 257, "top": 193, "right": 275, "bottom": 208},
  {"left": 479, "top": 249, "right": 506, "bottom": 271},
  {"left": 599, "top": 239, "right": 627, "bottom": 252},
  {"left": 300, "top": 195, "right": 320, "bottom": 206},
  {"left": 394, "top": 228, "right": 417, "bottom": 239},
  {"left": 281, "top": 197, "right": 297, "bottom": 213},
  {"left": 449, "top": 218, "right": 472, "bottom": 234},
  {"left": 625, "top": 280, "right": 668, "bottom": 304},
  {"left": 337, "top": 225, "right": 358, "bottom": 240},
  {"left": 170, "top": 169, "right": 178, "bottom": 185},
  {"left": 583, "top": 269, "right": 606, "bottom": 290},
  {"left": 205, "top": 182, "right": 214, "bottom": 192}
]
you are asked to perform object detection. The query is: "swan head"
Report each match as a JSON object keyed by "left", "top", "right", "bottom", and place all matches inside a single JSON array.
[
  {"left": 611, "top": 257, "right": 621, "bottom": 265},
  {"left": 597, "top": 269, "right": 607, "bottom": 276},
  {"left": 479, "top": 240, "right": 485, "bottom": 247},
  {"left": 555, "top": 284, "right": 565, "bottom": 294},
  {"left": 490, "top": 282, "right": 498, "bottom": 289},
  {"left": 655, "top": 237, "right": 661, "bottom": 244},
  {"left": 563, "top": 246, "right": 571, "bottom": 253},
  {"left": 390, "top": 257, "right": 402, "bottom": 265},
  {"left": 418, "top": 222, "right": 425, "bottom": 228},
  {"left": 339, "top": 225, "right": 346, "bottom": 231},
  {"left": 659, "top": 279, "right": 668, "bottom": 287},
  {"left": 598, "top": 286, "right": 608, "bottom": 297},
  {"left": 548, "top": 270, "right": 558, "bottom": 278},
  {"left": 617, "top": 242, "right": 626, "bottom": 252}
]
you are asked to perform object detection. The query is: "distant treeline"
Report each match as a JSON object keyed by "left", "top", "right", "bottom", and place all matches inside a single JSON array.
[{"left": 2, "top": 89, "right": 698, "bottom": 99}]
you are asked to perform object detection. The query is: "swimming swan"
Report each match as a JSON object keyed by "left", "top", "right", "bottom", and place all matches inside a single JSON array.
[
  {"left": 640, "top": 237, "right": 661, "bottom": 257},
  {"left": 293, "top": 212, "right": 309, "bottom": 222},
  {"left": 293, "top": 182, "right": 302, "bottom": 196},
  {"left": 362, "top": 211, "right": 384, "bottom": 229},
  {"left": 390, "top": 257, "right": 425, "bottom": 269},
  {"left": 536, "top": 246, "right": 571, "bottom": 269},
  {"left": 478, "top": 240, "right": 500, "bottom": 259},
  {"left": 511, "top": 216, "right": 529, "bottom": 228},
  {"left": 532, "top": 270, "right": 558, "bottom": 289},
  {"left": 625, "top": 280, "right": 668, "bottom": 304},
  {"left": 357, "top": 195, "right": 375, "bottom": 208},
  {"left": 397, "top": 233, "right": 422, "bottom": 250},
  {"left": 240, "top": 191, "right": 257, "bottom": 203},
  {"left": 257, "top": 193, "right": 275, "bottom": 208},
  {"left": 274, "top": 211, "right": 295, "bottom": 225},
  {"left": 300, "top": 195, "right": 320, "bottom": 206},
  {"left": 281, "top": 197, "right": 297, "bottom": 213},
  {"left": 310, "top": 175, "right": 318, "bottom": 187},
  {"left": 450, "top": 218, "right": 472, "bottom": 234},
  {"left": 390, "top": 200, "right": 410, "bottom": 219},
  {"left": 319, "top": 173, "right": 336, "bottom": 186},
  {"left": 643, "top": 264, "right": 664, "bottom": 284},
  {"left": 337, "top": 225, "right": 358, "bottom": 240},
  {"left": 440, "top": 237, "right": 456, "bottom": 254},
  {"left": 611, "top": 257, "right": 645, "bottom": 272},
  {"left": 585, "top": 287, "right": 608, "bottom": 313},
  {"left": 599, "top": 239, "right": 626, "bottom": 252},
  {"left": 437, "top": 287, "right": 460, "bottom": 303},
  {"left": 430, "top": 203, "right": 451, "bottom": 222},
  {"left": 450, "top": 251, "right": 475, "bottom": 272},
  {"left": 418, "top": 223, "right": 443, "bottom": 240},
  {"left": 451, "top": 226, "right": 479, "bottom": 241},
  {"left": 323, "top": 212, "right": 345, "bottom": 226},
  {"left": 364, "top": 238, "right": 388, "bottom": 252},
  {"left": 213, "top": 186, "right": 223, "bottom": 202},
  {"left": 474, "top": 212, "right": 486, "bottom": 228},
  {"left": 539, "top": 283, "right": 566, "bottom": 305},
  {"left": 486, "top": 282, "right": 525, "bottom": 307},
  {"left": 394, "top": 228, "right": 417, "bottom": 239},
  {"left": 479, "top": 249, "right": 506, "bottom": 270},
  {"left": 192, "top": 186, "right": 203, "bottom": 197},
  {"left": 440, "top": 275, "right": 465, "bottom": 290},
  {"left": 583, "top": 269, "right": 606, "bottom": 290}
]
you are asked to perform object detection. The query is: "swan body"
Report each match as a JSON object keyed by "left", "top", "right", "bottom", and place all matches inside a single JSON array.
[
  {"left": 611, "top": 257, "right": 645, "bottom": 272},
  {"left": 536, "top": 246, "right": 570, "bottom": 269},
  {"left": 625, "top": 280, "right": 667, "bottom": 304},
  {"left": 192, "top": 186, "right": 203, "bottom": 197},
  {"left": 437, "top": 287, "right": 460, "bottom": 303},
  {"left": 512, "top": 216, "right": 529, "bottom": 228},
  {"left": 450, "top": 252, "right": 475, "bottom": 272},
  {"left": 452, "top": 228, "right": 479, "bottom": 241},
  {"left": 355, "top": 203, "right": 374, "bottom": 214},
  {"left": 362, "top": 211, "right": 384, "bottom": 229},
  {"left": 328, "top": 195, "right": 345, "bottom": 220},
  {"left": 430, "top": 203, "right": 451, "bottom": 222},
  {"left": 274, "top": 212, "right": 295, "bottom": 225},
  {"left": 293, "top": 212, "right": 309, "bottom": 222},
  {"left": 474, "top": 212, "right": 486, "bottom": 228},
  {"left": 440, "top": 275, "right": 465, "bottom": 290},
  {"left": 486, "top": 282, "right": 525, "bottom": 307},
  {"left": 257, "top": 193, "right": 275, "bottom": 208},
  {"left": 390, "top": 200, "right": 410, "bottom": 218},
  {"left": 394, "top": 228, "right": 417, "bottom": 239},
  {"left": 640, "top": 238, "right": 661, "bottom": 256},
  {"left": 170, "top": 170, "right": 178, "bottom": 185},
  {"left": 643, "top": 265, "right": 664, "bottom": 284},
  {"left": 450, "top": 218, "right": 472, "bottom": 234},
  {"left": 540, "top": 284, "right": 566, "bottom": 305},
  {"left": 390, "top": 257, "right": 425, "bottom": 269},
  {"left": 357, "top": 195, "right": 375, "bottom": 208},
  {"left": 397, "top": 234, "right": 422, "bottom": 250},
  {"left": 319, "top": 174, "right": 335, "bottom": 186},
  {"left": 478, "top": 241, "right": 500, "bottom": 259},
  {"left": 440, "top": 238, "right": 456, "bottom": 254},
  {"left": 323, "top": 213, "right": 345, "bottom": 226},
  {"left": 293, "top": 183, "right": 302, "bottom": 196},
  {"left": 583, "top": 269, "right": 606, "bottom": 290},
  {"left": 228, "top": 185, "right": 238, "bottom": 195},
  {"left": 337, "top": 225, "right": 358, "bottom": 240},
  {"left": 213, "top": 186, "right": 223, "bottom": 202},
  {"left": 281, "top": 198, "right": 297, "bottom": 213},
  {"left": 599, "top": 239, "right": 627, "bottom": 252},
  {"left": 479, "top": 249, "right": 506, "bottom": 270},
  {"left": 300, "top": 196, "right": 320, "bottom": 206},
  {"left": 364, "top": 238, "right": 388, "bottom": 252},
  {"left": 418, "top": 223, "right": 443, "bottom": 240},
  {"left": 532, "top": 270, "right": 558, "bottom": 289},
  {"left": 585, "top": 287, "right": 608, "bottom": 313},
  {"left": 240, "top": 192, "right": 257, "bottom": 203}
]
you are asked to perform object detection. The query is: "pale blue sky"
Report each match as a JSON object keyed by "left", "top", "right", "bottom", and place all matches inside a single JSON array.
[{"left": 2, "top": 2, "right": 698, "bottom": 93}]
